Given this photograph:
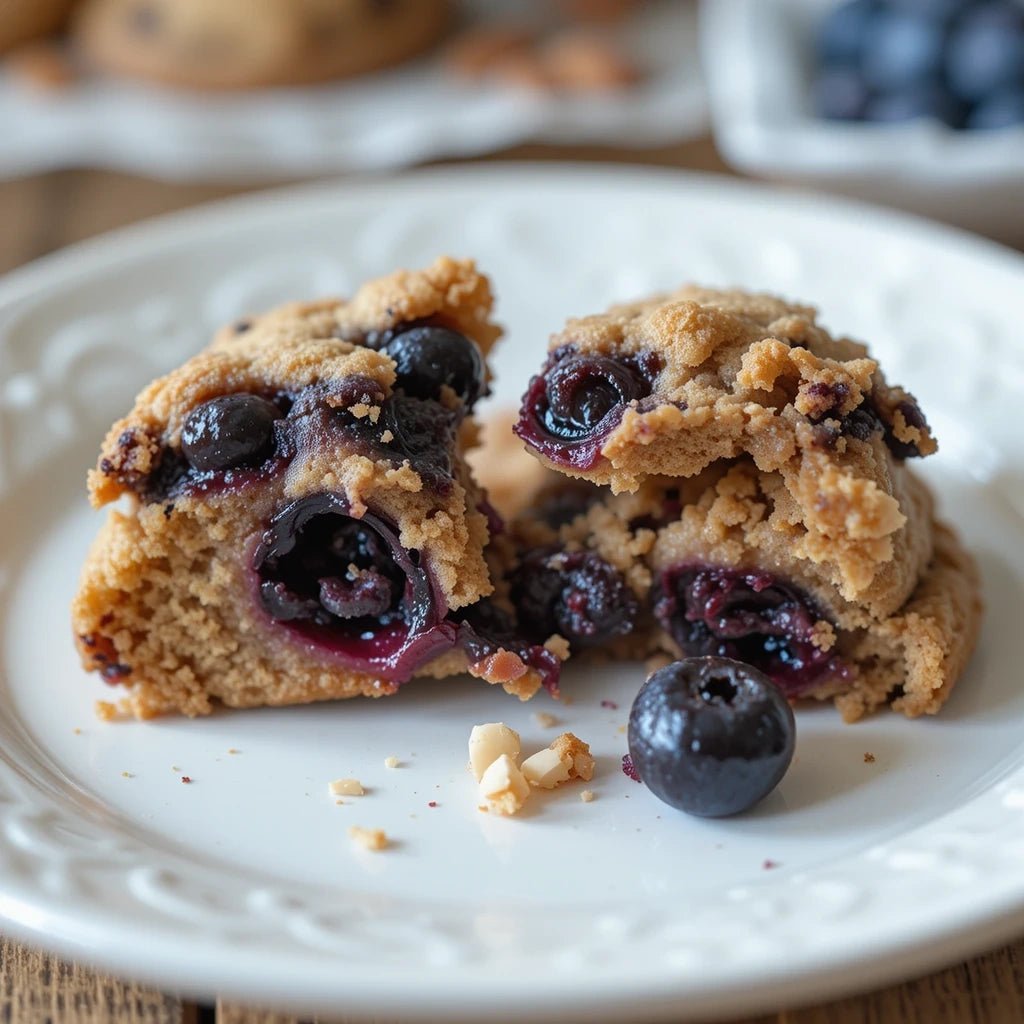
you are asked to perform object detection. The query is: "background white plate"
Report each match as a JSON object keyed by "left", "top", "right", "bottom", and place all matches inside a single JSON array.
[
  {"left": 0, "top": 1, "right": 704, "bottom": 181},
  {"left": 1, "top": 166, "right": 1023, "bottom": 1023}
]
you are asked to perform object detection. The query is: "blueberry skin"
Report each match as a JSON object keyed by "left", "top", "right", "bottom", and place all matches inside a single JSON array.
[
  {"left": 817, "top": 0, "right": 879, "bottom": 66},
  {"left": 946, "top": 4, "right": 1024, "bottom": 103},
  {"left": 861, "top": 10, "right": 947, "bottom": 92},
  {"left": 865, "top": 82, "right": 966, "bottom": 125},
  {"left": 180, "top": 393, "right": 281, "bottom": 473},
  {"left": 381, "top": 325, "right": 484, "bottom": 408},
  {"left": 967, "top": 88, "right": 1024, "bottom": 128},
  {"left": 627, "top": 657, "right": 796, "bottom": 818},
  {"left": 815, "top": 66, "right": 871, "bottom": 120}
]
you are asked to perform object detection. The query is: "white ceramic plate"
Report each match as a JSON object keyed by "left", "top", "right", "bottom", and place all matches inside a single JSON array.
[
  {"left": 0, "top": 1, "right": 703, "bottom": 182},
  {"left": 1, "top": 165, "right": 1023, "bottom": 1023},
  {"left": 701, "top": 0, "right": 1024, "bottom": 242}
]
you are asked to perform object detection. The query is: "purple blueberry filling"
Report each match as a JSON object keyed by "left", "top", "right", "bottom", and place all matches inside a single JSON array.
[
  {"left": 654, "top": 565, "right": 848, "bottom": 696},
  {"left": 253, "top": 493, "right": 453, "bottom": 681},
  {"left": 253, "top": 493, "right": 563, "bottom": 691},
  {"left": 804, "top": 383, "right": 930, "bottom": 460},
  {"left": 510, "top": 548, "right": 639, "bottom": 650},
  {"left": 514, "top": 347, "right": 658, "bottom": 471}
]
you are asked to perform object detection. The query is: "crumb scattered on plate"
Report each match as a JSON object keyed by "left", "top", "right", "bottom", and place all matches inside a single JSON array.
[
  {"left": 348, "top": 826, "right": 388, "bottom": 852},
  {"left": 864, "top": 752, "right": 876, "bottom": 764},
  {"left": 580, "top": 789, "right": 595, "bottom": 803},
  {"left": 329, "top": 778, "right": 364, "bottom": 797},
  {"left": 384, "top": 756, "right": 400, "bottom": 769},
  {"left": 533, "top": 711, "right": 558, "bottom": 729}
]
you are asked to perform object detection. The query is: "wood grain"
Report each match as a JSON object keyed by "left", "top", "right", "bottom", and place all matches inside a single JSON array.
[{"left": 1, "top": 148, "right": 1022, "bottom": 1024}]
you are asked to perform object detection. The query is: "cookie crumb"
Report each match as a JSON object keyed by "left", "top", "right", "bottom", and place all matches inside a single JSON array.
[
  {"left": 380, "top": 430, "right": 394, "bottom": 443},
  {"left": 329, "top": 778, "right": 364, "bottom": 797},
  {"left": 384, "top": 756, "right": 400, "bottom": 769},
  {"left": 348, "top": 826, "right": 388, "bottom": 852},
  {"left": 227, "top": 748, "right": 240, "bottom": 755},
  {"left": 73, "top": 728, "right": 82, "bottom": 735},
  {"left": 863, "top": 752, "right": 876, "bottom": 764},
  {"left": 533, "top": 711, "right": 558, "bottom": 729},
  {"left": 580, "top": 789, "right": 595, "bottom": 803},
  {"left": 120, "top": 771, "right": 133, "bottom": 779},
  {"left": 95, "top": 700, "right": 117, "bottom": 722},
  {"left": 549, "top": 732, "right": 595, "bottom": 781}
]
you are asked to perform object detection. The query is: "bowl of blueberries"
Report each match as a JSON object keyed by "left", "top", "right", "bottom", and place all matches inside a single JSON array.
[{"left": 701, "top": 0, "right": 1024, "bottom": 241}]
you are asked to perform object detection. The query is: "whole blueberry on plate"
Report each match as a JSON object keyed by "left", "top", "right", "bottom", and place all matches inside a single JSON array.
[
  {"left": 381, "top": 325, "right": 484, "bottom": 408},
  {"left": 627, "top": 656, "right": 796, "bottom": 818}
]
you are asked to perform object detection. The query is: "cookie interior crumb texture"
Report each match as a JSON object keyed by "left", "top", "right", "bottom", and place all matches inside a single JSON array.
[{"left": 328, "top": 778, "right": 364, "bottom": 797}]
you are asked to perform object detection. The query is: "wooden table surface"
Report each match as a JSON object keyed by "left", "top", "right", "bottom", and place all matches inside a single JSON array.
[{"left": 1, "top": 140, "right": 1022, "bottom": 1024}]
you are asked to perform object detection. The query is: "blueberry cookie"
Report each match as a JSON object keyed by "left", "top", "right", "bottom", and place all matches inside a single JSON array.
[
  {"left": 0, "top": 0, "right": 76, "bottom": 54},
  {"left": 515, "top": 287, "right": 936, "bottom": 598},
  {"left": 499, "top": 454, "right": 980, "bottom": 722},
  {"left": 72, "top": 258, "right": 562, "bottom": 719},
  {"left": 74, "top": 0, "right": 450, "bottom": 90}
]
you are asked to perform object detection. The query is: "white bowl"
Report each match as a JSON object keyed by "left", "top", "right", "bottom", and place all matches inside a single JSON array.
[{"left": 701, "top": 0, "right": 1024, "bottom": 242}]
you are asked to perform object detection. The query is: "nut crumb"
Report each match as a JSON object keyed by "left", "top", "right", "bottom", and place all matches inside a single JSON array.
[
  {"left": 479, "top": 754, "right": 531, "bottom": 815},
  {"left": 227, "top": 748, "right": 240, "bottom": 755},
  {"left": 329, "top": 778, "right": 364, "bottom": 797},
  {"left": 120, "top": 771, "right": 133, "bottom": 778},
  {"left": 73, "top": 728, "right": 82, "bottom": 735},
  {"left": 384, "top": 756, "right": 400, "bottom": 769},
  {"left": 335, "top": 799, "right": 344, "bottom": 806},
  {"left": 477, "top": 805, "right": 489, "bottom": 813},
  {"left": 580, "top": 789, "right": 595, "bottom": 803},
  {"left": 468, "top": 722, "right": 521, "bottom": 781},
  {"left": 348, "top": 826, "right": 388, "bottom": 851},
  {"left": 863, "top": 752, "right": 876, "bottom": 764},
  {"left": 380, "top": 429, "right": 394, "bottom": 443},
  {"left": 533, "top": 712, "right": 558, "bottom": 729}
]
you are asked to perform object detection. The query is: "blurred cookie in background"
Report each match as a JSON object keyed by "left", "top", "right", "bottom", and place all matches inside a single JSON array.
[
  {"left": 73, "top": 0, "right": 452, "bottom": 90},
  {"left": 0, "top": 0, "right": 76, "bottom": 54}
]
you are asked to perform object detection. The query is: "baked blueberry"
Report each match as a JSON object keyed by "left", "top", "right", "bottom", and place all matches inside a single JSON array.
[
  {"left": 627, "top": 656, "right": 796, "bottom": 817},
  {"left": 181, "top": 393, "right": 282, "bottom": 473},
  {"left": 816, "top": 0, "right": 877, "bottom": 66},
  {"left": 654, "top": 565, "right": 847, "bottom": 695},
  {"left": 861, "top": 9, "right": 946, "bottom": 92},
  {"left": 515, "top": 350, "right": 653, "bottom": 470},
  {"left": 381, "top": 325, "right": 485, "bottom": 408},
  {"left": 968, "top": 88, "right": 1024, "bottom": 129},
  {"left": 511, "top": 548, "right": 638, "bottom": 649}
]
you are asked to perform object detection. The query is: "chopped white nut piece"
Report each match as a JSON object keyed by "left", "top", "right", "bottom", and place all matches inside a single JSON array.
[
  {"left": 347, "top": 826, "right": 388, "bottom": 851},
  {"left": 580, "top": 789, "right": 595, "bottom": 803},
  {"left": 384, "top": 756, "right": 400, "bottom": 769},
  {"left": 328, "top": 778, "right": 364, "bottom": 797},
  {"left": 468, "top": 722, "right": 521, "bottom": 781},
  {"left": 521, "top": 747, "right": 571, "bottom": 789},
  {"left": 533, "top": 711, "right": 558, "bottom": 729},
  {"left": 478, "top": 754, "right": 530, "bottom": 816},
  {"left": 550, "top": 732, "right": 595, "bottom": 782}
]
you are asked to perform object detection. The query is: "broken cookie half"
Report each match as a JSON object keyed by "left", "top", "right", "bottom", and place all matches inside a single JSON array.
[{"left": 72, "top": 257, "right": 561, "bottom": 718}]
